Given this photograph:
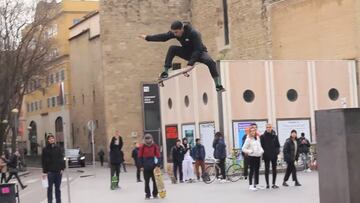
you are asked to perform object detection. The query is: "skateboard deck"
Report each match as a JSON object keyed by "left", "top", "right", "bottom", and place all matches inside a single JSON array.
[
  {"left": 153, "top": 167, "right": 166, "bottom": 198},
  {"left": 111, "top": 175, "right": 118, "bottom": 190},
  {"left": 158, "top": 66, "right": 195, "bottom": 87}
]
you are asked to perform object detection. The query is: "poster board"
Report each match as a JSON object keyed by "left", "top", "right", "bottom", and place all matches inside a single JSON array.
[
  {"left": 182, "top": 124, "right": 196, "bottom": 148},
  {"left": 199, "top": 122, "right": 215, "bottom": 159},
  {"left": 232, "top": 120, "right": 268, "bottom": 148},
  {"left": 165, "top": 125, "right": 178, "bottom": 163},
  {"left": 276, "top": 119, "right": 311, "bottom": 146}
]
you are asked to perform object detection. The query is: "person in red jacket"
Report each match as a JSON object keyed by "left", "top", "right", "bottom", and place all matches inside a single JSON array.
[{"left": 138, "top": 134, "right": 161, "bottom": 199}]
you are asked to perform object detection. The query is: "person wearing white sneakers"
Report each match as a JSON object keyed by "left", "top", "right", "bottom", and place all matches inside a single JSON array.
[{"left": 242, "top": 126, "right": 264, "bottom": 191}]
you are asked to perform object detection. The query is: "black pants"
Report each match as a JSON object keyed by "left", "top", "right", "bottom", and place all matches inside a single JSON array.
[
  {"left": 110, "top": 164, "right": 120, "bottom": 185},
  {"left": 284, "top": 161, "right": 298, "bottom": 182},
  {"left": 99, "top": 156, "right": 104, "bottom": 166},
  {"left": 6, "top": 171, "right": 25, "bottom": 188},
  {"left": 264, "top": 158, "right": 278, "bottom": 186},
  {"left": 164, "top": 45, "right": 219, "bottom": 78},
  {"left": 144, "top": 169, "right": 158, "bottom": 198},
  {"left": 0, "top": 172, "right": 6, "bottom": 184},
  {"left": 216, "top": 158, "right": 226, "bottom": 179},
  {"left": 173, "top": 162, "right": 183, "bottom": 181},
  {"left": 243, "top": 154, "right": 249, "bottom": 177},
  {"left": 47, "top": 172, "right": 62, "bottom": 203},
  {"left": 248, "top": 156, "right": 260, "bottom": 185},
  {"left": 136, "top": 164, "right": 141, "bottom": 181}
]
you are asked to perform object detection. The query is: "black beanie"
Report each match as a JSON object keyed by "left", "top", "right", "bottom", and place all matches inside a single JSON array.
[{"left": 171, "top": 20, "right": 183, "bottom": 30}]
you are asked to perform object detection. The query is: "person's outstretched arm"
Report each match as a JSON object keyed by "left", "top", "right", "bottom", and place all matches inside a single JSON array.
[{"left": 140, "top": 31, "right": 175, "bottom": 42}]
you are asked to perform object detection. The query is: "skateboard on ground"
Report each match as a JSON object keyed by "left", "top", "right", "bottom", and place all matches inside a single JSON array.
[
  {"left": 111, "top": 175, "right": 118, "bottom": 190},
  {"left": 153, "top": 167, "right": 166, "bottom": 198},
  {"left": 158, "top": 66, "right": 195, "bottom": 87}
]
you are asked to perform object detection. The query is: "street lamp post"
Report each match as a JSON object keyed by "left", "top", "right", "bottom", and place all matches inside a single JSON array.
[
  {"left": 11, "top": 108, "right": 19, "bottom": 154},
  {"left": 0, "top": 119, "right": 9, "bottom": 155}
]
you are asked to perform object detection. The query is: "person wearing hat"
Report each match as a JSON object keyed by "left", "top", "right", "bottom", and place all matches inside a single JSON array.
[
  {"left": 283, "top": 129, "right": 302, "bottom": 187},
  {"left": 138, "top": 134, "right": 161, "bottom": 199},
  {"left": 42, "top": 134, "right": 65, "bottom": 203},
  {"left": 139, "top": 20, "right": 225, "bottom": 92}
]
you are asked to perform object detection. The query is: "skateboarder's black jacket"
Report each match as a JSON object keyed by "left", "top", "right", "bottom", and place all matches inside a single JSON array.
[{"left": 145, "top": 24, "right": 207, "bottom": 66}]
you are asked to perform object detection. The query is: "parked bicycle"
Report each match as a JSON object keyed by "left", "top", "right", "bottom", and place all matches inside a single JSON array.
[{"left": 203, "top": 149, "right": 242, "bottom": 184}]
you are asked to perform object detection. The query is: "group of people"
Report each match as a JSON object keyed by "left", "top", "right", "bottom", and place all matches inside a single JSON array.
[
  {"left": 242, "top": 123, "right": 311, "bottom": 191},
  {"left": 0, "top": 150, "right": 28, "bottom": 189},
  {"left": 171, "top": 137, "right": 207, "bottom": 183}
]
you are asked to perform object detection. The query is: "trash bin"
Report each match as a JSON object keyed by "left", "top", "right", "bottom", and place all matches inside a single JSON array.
[{"left": 0, "top": 183, "right": 19, "bottom": 203}]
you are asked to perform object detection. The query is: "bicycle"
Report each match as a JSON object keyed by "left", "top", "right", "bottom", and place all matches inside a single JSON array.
[{"left": 203, "top": 149, "right": 242, "bottom": 184}]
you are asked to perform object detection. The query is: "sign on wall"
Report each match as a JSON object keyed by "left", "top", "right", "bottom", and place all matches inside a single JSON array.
[
  {"left": 199, "top": 122, "right": 215, "bottom": 159},
  {"left": 276, "top": 119, "right": 311, "bottom": 146},
  {"left": 165, "top": 125, "right": 178, "bottom": 163},
  {"left": 232, "top": 120, "right": 267, "bottom": 148},
  {"left": 182, "top": 124, "right": 196, "bottom": 148}
]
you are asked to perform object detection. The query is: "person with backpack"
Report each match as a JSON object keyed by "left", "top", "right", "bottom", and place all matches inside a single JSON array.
[
  {"left": 138, "top": 134, "right": 161, "bottom": 199},
  {"left": 213, "top": 132, "right": 227, "bottom": 182},
  {"left": 192, "top": 138, "right": 206, "bottom": 181}
]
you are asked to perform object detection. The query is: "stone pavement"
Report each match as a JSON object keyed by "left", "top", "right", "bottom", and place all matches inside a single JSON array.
[{"left": 58, "top": 165, "right": 319, "bottom": 203}]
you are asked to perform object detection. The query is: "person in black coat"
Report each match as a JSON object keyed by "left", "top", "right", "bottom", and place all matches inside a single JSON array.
[
  {"left": 282, "top": 129, "right": 301, "bottom": 187},
  {"left": 299, "top": 133, "right": 311, "bottom": 171},
  {"left": 41, "top": 134, "right": 65, "bottom": 202},
  {"left": 109, "top": 133, "right": 123, "bottom": 188},
  {"left": 131, "top": 142, "right": 142, "bottom": 182},
  {"left": 171, "top": 139, "right": 185, "bottom": 183},
  {"left": 140, "top": 20, "right": 225, "bottom": 92},
  {"left": 98, "top": 149, "right": 105, "bottom": 166},
  {"left": 260, "top": 124, "right": 281, "bottom": 189}
]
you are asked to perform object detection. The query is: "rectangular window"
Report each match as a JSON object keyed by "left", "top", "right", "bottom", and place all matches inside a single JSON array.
[
  {"left": 55, "top": 72, "right": 60, "bottom": 83},
  {"left": 26, "top": 103, "right": 30, "bottom": 112},
  {"left": 39, "top": 100, "right": 42, "bottom": 110},
  {"left": 47, "top": 98, "right": 51, "bottom": 108},
  {"left": 35, "top": 102, "right": 38, "bottom": 111},
  {"left": 60, "top": 70, "right": 65, "bottom": 81},
  {"left": 50, "top": 74, "right": 54, "bottom": 84},
  {"left": 52, "top": 97, "right": 56, "bottom": 107},
  {"left": 31, "top": 102, "right": 34, "bottom": 112},
  {"left": 93, "top": 90, "right": 96, "bottom": 102}
]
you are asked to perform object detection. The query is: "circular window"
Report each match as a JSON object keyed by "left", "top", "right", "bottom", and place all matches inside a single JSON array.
[
  {"left": 168, "top": 98, "right": 172, "bottom": 109},
  {"left": 328, "top": 88, "right": 339, "bottom": 101},
  {"left": 184, "top": 96, "right": 190, "bottom": 107},
  {"left": 287, "top": 89, "right": 298, "bottom": 102},
  {"left": 243, "top": 90, "right": 255, "bottom": 103},
  {"left": 202, "top": 93, "right": 208, "bottom": 105}
]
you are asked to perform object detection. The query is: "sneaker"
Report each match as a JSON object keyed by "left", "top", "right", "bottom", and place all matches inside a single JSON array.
[
  {"left": 22, "top": 185, "right": 28, "bottom": 190},
  {"left": 153, "top": 196, "right": 159, "bottom": 199},
  {"left": 257, "top": 185, "right": 266, "bottom": 189},
  {"left": 180, "top": 180, "right": 184, "bottom": 183},
  {"left": 137, "top": 179, "right": 142, "bottom": 182},
  {"left": 160, "top": 71, "right": 168, "bottom": 79},
  {"left": 272, "top": 185, "right": 279, "bottom": 189},
  {"left": 295, "top": 182, "right": 302, "bottom": 186},
  {"left": 220, "top": 179, "right": 230, "bottom": 183},
  {"left": 306, "top": 168, "right": 312, "bottom": 173},
  {"left": 216, "top": 85, "right": 225, "bottom": 92},
  {"left": 282, "top": 182, "right": 289, "bottom": 187},
  {"left": 266, "top": 185, "right": 270, "bottom": 189},
  {"left": 249, "top": 185, "right": 258, "bottom": 191},
  {"left": 145, "top": 196, "right": 151, "bottom": 200}
]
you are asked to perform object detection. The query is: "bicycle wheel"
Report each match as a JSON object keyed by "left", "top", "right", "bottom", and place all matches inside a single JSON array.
[
  {"left": 203, "top": 165, "right": 217, "bottom": 184},
  {"left": 227, "top": 164, "right": 242, "bottom": 182}
]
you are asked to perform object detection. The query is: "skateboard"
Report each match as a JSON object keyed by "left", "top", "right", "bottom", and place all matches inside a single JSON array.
[
  {"left": 111, "top": 175, "right": 118, "bottom": 190},
  {"left": 158, "top": 66, "right": 195, "bottom": 87},
  {"left": 153, "top": 167, "right": 166, "bottom": 198}
]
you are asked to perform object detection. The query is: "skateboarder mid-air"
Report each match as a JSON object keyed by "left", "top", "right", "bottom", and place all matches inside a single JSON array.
[{"left": 140, "top": 20, "right": 225, "bottom": 92}]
